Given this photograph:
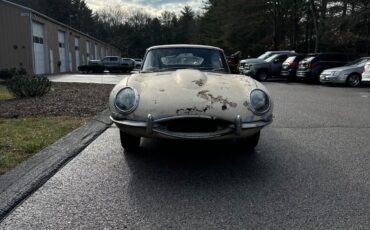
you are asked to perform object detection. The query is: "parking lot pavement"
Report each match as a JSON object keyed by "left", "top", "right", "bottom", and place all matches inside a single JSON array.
[
  {"left": 1, "top": 82, "right": 369, "bottom": 229},
  {"left": 47, "top": 73, "right": 133, "bottom": 84}
]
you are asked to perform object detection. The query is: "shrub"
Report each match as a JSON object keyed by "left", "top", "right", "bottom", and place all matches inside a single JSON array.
[
  {"left": 0, "top": 68, "right": 16, "bottom": 80},
  {"left": 0, "top": 68, "right": 28, "bottom": 80},
  {"left": 6, "top": 75, "right": 51, "bottom": 97}
]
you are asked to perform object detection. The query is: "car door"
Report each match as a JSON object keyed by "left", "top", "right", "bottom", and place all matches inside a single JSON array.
[
  {"left": 101, "top": 57, "right": 108, "bottom": 66},
  {"left": 271, "top": 54, "right": 288, "bottom": 75}
]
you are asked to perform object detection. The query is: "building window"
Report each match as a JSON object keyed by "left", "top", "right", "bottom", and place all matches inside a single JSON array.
[
  {"left": 75, "top": 46, "right": 79, "bottom": 51},
  {"left": 33, "top": 36, "right": 43, "bottom": 44},
  {"left": 58, "top": 42, "right": 65, "bottom": 48}
]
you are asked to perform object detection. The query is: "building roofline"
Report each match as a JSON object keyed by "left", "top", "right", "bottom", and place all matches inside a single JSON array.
[{"left": 1, "top": 0, "right": 116, "bottom": 50}]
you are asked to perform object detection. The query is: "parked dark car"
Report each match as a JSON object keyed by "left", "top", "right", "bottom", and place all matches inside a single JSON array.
[
  {"left": 241, "top": 53, "right": 296, "bottom": 81},
  {"left": 296, "top": 53, "right": 358, "bottom": 82},
  {"left": 78, "top": 60, "right": 105, "bottom": 73},
  {"left": 102, "top": 56, "right": 134, "bottom": 73},
  {"left": 280, "top": 54, "right": 306, "bottom": 81},
  {"left": 78, "top": 56, "right": 134, "bottom": 73},
  {"left": 239, "top": 51, "right": 295, "bottom": 74}
]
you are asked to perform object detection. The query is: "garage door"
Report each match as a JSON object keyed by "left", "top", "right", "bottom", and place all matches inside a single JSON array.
[
  {"left": 75, "top": 37, "right": 80, "bottom": 70},
  {"left": 32, "top": 22, "right": 46, "bottom": 74},
  {"left": 58, "top": 31, "right": 67, "bottom": 72},
  {"left": 86, "top": 41, "right": 90, "bottom": 62},
  {"left": 95, "top": 44, "right": 98, "bottom": 60}
]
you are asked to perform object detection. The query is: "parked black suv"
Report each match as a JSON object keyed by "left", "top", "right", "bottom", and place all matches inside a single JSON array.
[
  {"left": 280, "top": 54, "right": 305, "bottom": 81},
  {"left": 296, "top": 53, "right": 358, "bottom": 81}
]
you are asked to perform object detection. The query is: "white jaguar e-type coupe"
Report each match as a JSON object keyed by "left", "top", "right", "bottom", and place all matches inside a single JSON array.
[{"left": 109, "top": 44, "right": 273, "bottom": 152}]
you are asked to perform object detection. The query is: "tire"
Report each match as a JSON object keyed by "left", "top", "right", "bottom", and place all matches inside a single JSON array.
[
  {"left": 256, "top": 70, "right": 269, "bottom": 81},
  {"left": 346, "top": 74, "right": 361, "bottom": 87},
  {"left": 120, "top": 131, "right": 141, "bottom": 153},
  {"left": 287, "top": 75, "right": 296, "bottom": 82},
  {"left": 135, "top": 64, "right": 141, "bottom": 69},
  {"left": 236, "top": 131, "right": 260, "bottom": 150}
]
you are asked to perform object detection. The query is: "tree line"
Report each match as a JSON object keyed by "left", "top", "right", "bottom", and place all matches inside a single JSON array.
[{"left": 9, "top": 0, "right": 370, "bottom": 58}]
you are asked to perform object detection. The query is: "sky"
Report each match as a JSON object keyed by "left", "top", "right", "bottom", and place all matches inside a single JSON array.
[{"left": 85, "top": 0, "right": 205, "bottom": 16}]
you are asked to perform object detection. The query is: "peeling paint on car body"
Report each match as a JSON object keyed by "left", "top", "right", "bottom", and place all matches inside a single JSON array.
[{"left": 110, "top": 68, "right": 270, "bottom": 123}]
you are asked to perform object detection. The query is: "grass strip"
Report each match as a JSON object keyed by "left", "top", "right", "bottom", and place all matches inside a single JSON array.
[
  {"left": 0, "top": 116, "right": 86, "bottom": 175},
  {"left": 0, "top": 85, "right": 13, "bottom": 100}
]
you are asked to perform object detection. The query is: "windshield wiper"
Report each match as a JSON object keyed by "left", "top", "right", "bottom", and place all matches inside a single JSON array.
[
  {"left": 210, "top": 68, "right": 226, "bottom": 72},
  {"left": 142, "top": 67, "right": 180, "bottom": 72}
]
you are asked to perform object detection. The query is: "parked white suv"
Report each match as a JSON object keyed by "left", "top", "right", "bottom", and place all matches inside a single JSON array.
[{"left": 362, "top": 61, "right": 370, "bottom": 83}]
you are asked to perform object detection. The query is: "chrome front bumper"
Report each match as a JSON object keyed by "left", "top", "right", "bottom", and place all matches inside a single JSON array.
[
  {"left": 319, "top": 74, "right": 345, "bottom": 84},
  {"left": 111, "top": 115, "right": 272, "bottom": 140}
]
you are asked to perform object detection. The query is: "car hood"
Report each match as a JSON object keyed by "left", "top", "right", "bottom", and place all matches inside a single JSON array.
[
  {"left": 322, "top": 65, "right": 363, "bottom": 74},
  {"left": 240, "top": 58, "right": 263, "bottom": 64},
  {"left": 247, "top": 59, "right": 267, "bottom": 65},
  {"left": 110, "top": 69, "right": 268, "bottom": 122}
]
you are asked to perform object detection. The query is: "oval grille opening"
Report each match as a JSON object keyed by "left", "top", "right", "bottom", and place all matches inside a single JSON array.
[{"left": 158, "top": 118, "right": 230, "bottom": 133}]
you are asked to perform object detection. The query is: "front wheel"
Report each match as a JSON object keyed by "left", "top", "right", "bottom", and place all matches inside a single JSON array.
[
  {"left": 236, "top": 131, "right": 260, "bottom": 150},
  {"left": 346, "top": 74, "right": 361, "bottom": 87},
  {"left": 120, "top": 131, "right": 141, "bottom": 153},
  {"left": 287, "top": 75, "right": 296, "bottom": 82},
  {"left": 256, "top": 71, "right": 269, "bottom": 81}
]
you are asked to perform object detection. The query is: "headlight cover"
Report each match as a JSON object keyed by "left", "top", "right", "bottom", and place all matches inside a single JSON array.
[
  {"left": 249, "top": 89, "right": 270, "bottom": 115},
  {"left": 115, "top": 87, "right": 139, "bottom": 114},
  {"left": 332, "top": 71, "right": 340, "bottom": 76}
]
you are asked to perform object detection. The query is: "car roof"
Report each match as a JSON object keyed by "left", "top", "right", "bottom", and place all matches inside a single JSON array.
[
  {"left": 266, "top": 50, "right": 295, "bottom": 53},
  {"left": 306, "top": 52, "right": 355, "bottom": 56},
  {"left": 147, "top": 44, "right": 224, "bottom": 52}
]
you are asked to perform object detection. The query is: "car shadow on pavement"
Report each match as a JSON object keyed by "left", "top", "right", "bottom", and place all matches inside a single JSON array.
[
  {"left": 122, "top": 138, "right": 276, "bottom": 227},
  {"left": 127, "top": 138, "right": 264, "bottom": 173},
  {"left": 124, "top": 137, "right": 274, "bottom": 187}
]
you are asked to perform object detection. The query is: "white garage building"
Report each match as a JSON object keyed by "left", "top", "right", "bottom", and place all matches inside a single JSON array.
[{"left": 0, "top": 0, "right": 120, "bottom": 75}]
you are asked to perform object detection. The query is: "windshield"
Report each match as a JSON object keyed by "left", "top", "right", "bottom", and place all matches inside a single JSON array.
[
  {"left": 302, "top": 56, "right": 316, "bottom": 62},
  {"left": 284, "top": 56, "right": 296, "bottom": 63},
  {"left": 345, "top": 58, "right": 370, "bottom": 66},
  {"left": 142, "top": 47, "right": 229, "bottom": 73},
  {"left": 265, "top": 54, "right": 280, "bottom": 62},
  {"left": 257, "top": 52, "right": 274, "bottom": 60}
]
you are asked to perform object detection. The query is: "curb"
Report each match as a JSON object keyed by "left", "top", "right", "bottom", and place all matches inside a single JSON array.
[{"left": 0, "top": 109, "right": 112, "bottom": 221}]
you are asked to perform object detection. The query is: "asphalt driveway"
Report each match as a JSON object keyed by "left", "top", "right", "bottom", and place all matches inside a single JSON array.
[{"left": 1, "top": 82, "right": 369, "bottom": 229}]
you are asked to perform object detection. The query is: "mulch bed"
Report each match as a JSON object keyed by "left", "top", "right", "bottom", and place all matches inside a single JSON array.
[{"left": 0, "top": 83, "right": 114, "bottom": 118}]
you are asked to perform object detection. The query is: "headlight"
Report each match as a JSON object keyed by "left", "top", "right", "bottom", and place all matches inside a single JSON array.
[
  {"left": 115, "top": 87, "right": 139, "bottom": 114},
  {"left": 249, "top": 89, "right": 270, "bottom": 115},
  {"left": 332, "top": 71, "right": 340, "bottom": 76}
]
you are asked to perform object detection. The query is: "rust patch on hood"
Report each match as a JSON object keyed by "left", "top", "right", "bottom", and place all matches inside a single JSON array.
[
  {"left": 197, "top": 90, "right": 238, "bottom": 110},
  {"left": 192, "top": 79, "right": 205, "bottom": 87},
  {"left": 176, "top": 105, "right": 212, "bottom": 115}
]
